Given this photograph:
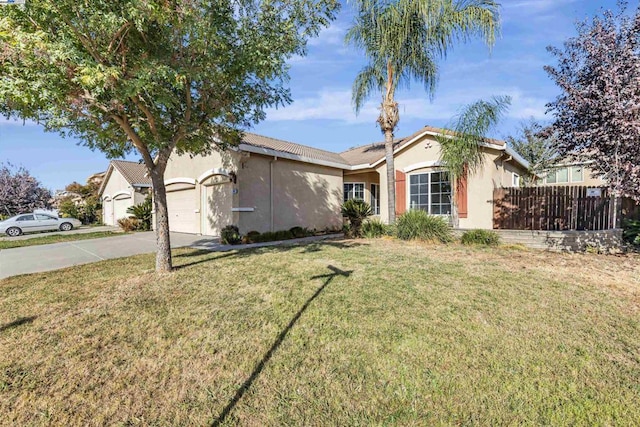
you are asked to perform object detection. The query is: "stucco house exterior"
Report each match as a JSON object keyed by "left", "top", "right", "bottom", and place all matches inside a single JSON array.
[
  {"left": 99, "top": 160, "right": 152, "bottom": 226},
  {"left": 160, "top": 126, "right": 529, "bottom": 235}
]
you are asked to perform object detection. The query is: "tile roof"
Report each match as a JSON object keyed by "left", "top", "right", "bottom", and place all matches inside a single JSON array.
[
  {"left": 111, "top": 160, "right": 152, "bottom": 186},
  {"left": 340, "top": 140, "right": 402, "bottom": 166},
  {"left": 241, "top": 132, "right": 349, "bottom": 166}
]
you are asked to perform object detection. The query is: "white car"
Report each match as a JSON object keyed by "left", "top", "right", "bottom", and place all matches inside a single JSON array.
[{"left": 0, "top": 213, "right": 82, "bottom": 237}]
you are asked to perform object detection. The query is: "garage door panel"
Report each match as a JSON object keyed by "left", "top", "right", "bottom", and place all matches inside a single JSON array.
[
  {"left": 114, "top": 197, "right": 131, "bottom": 223},
  {"left": 103, "top": 199, "right": 114, "bottom": 226},
  {"left": 166, "top": 188, "right": 197, "bottom": 234}
]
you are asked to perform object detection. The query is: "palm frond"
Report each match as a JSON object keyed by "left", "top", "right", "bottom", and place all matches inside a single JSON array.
[
  {"left": 352, "top": 64, "right": 386, "bottom": 114},
  {"left": 438, "top": 95, "right": 511, "bottom": 181}
]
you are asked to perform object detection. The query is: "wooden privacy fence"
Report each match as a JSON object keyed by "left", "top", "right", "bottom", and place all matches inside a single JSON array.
[{"left": 493, "top": 186, "right": 636, "bottom": 231}]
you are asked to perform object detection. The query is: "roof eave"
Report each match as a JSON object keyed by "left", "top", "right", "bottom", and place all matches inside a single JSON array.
[{"left": 238, "top": 143, "right": 351, "bottom": 170}]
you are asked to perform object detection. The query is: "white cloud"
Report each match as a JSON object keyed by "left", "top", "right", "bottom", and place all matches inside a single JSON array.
[
  {"left": 308, "top": 22, "right": 347, "bottom": 47},
  {"left": 266, "top": 86, "right": 549, "bottom": 124}
]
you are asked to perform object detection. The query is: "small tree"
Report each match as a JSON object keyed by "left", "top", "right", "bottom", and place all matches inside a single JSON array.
[
  {"left": 505, "top": 119, "right": 558, "bottom": 183},
  {"left": 545, "top": 1, "right": 640, "bottom": 224},
  {"left": 0, "top": 163, "right": 51, "bottom": 216},
  {"left": 438, "top": 96, "right": 510, "bottom": 227},
  {"left": 0, "top": 0, "right": 338, "bottom": 272}
]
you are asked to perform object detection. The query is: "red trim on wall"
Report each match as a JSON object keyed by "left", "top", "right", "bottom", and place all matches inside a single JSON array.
[
  {"left": 456, "top": 169, "right": 468, "bottom": 219},
  {"left": 395, "top": 170, "right": 406, "bottom": 216}
]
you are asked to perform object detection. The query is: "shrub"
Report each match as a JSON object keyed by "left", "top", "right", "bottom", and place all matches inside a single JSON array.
[
  {"left": 362, "top": 218, "right": 387, "bottom": 238},
  {"left": 117, "top": 217, "right": 141, "bottom": 232},
  {"left": 127, "top": 195, "right": 152, "bottom": 231},
  {"left": 461, "top": 229, "right": 501, "bottom": 246},
  {"left": 58, "top": 198, "right": 79, "bottom": 219},
  {"left": 341, "top": 199, "right": 372, "bottom": 238},
  {"left": 289, "top": 226, "right": 312, "bottom": 238},
  {"left": 623, "top": 219, "right": 640, "bottom": 245},
  {"left": 221, "top": 225, "right": 242, "bottom": 245},
  {"left": 396, "top": 210, "right": 453, "bottom": 243}
]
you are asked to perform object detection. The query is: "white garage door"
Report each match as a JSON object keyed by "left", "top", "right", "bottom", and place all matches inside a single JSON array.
[
  {"left": 202, "top": 183, "right": 232, "bottom": 236},
  {"left": 166, "top": 188, "right": 198, "bottom": 234},
  {"left": 103, "top": 199, "right": 114, "bottom": 226},
  {"left": 114, "top": 197, "right": 132, "bottom": 223}
]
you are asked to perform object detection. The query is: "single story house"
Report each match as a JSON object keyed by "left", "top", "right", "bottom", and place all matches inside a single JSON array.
[
  {"left": 160, "top": 125, "right": 529, "bottom": 235},
  {"left": 99, "top": 160, "right": 152, "bottom": 226}
]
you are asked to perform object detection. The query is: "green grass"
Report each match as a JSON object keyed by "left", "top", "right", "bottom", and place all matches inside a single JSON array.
[
  {"left": 0, "top": 239, "right": 639, "bottom": 425},
  {"left": 0, "top": 231, "right": 122, "bottom": 249}
]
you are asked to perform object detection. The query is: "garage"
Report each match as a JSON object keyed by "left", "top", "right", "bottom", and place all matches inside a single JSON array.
[
  {"left": 201, "top": 182, "right": 232, "bottom": 236},
  {"left": 166, "top": 187, "right": 198, "bottom": 234},
  {"left": 102, "top": 198, "right": 114, "bottom": 225},
  {"left": 113, "top": 195, "right": 132, "bottom": 223}
]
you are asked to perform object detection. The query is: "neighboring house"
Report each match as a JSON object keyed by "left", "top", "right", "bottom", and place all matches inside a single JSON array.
[
  {"left": 161, "top": 126, "right": 529, "bottom": 235},
  {"left": 98, "top": 160, "right": 152, "bottom": 226},
  {"left": 537, "top": 162, "right": 606, "bottom": 187},
  {"left": 50, "top": 190, "right": 83, "bottom": 208}
]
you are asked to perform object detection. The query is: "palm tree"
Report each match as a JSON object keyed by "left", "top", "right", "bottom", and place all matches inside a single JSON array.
[
  {"left": 346, "top": 0, "right": 500, "bottom": 223},
  {"left": 438, "top": 95, "right": 511, "bottom": 226}
]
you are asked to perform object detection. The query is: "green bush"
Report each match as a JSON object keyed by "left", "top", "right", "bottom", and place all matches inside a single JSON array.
[
  {"left": 221, "top": 225, "right": 242, "bottom": 245},
  {"left": 341, "top": 199, "right": 373, "bottom": 238},
  {"left": 396, "top": 210, "right": 453, "bottom": 243},
  {"left": 461, "top": 229, "right": 501, "bottom": 246},
  {"left": 623, "top": 219, "right": 640, "bottom": 245},
  {"left": 58, "top": 198, "right": 79, "bottom": 219},
  {"left": 127, "top": 195, "right": 152, "bottom": 231},
  {"left": 289, "top": 226, "right": 312, "bottom": 238},
  {"left": 362, "top": 218, "right": 387, "bottom": 238}
]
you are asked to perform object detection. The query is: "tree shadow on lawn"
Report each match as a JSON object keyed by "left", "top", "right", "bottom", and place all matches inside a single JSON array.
[
  {"left": 172, "top": 240, "right": 367, "bottom": 270},
  {"left": 0, "top": 316, "right": 36, "bottom": 333},
  {"left": 210, "top": 265, "right": 352, "bottom": 426}
]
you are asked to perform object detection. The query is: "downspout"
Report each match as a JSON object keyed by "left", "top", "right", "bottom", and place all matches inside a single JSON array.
[{"left": 270, "top": 157, "right": 277, "bottom": 232}]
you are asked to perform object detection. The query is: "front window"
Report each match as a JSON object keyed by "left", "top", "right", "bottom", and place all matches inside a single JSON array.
[
  {"left": 571, "top": 166, "right": 583, "bottom": 182},
  {"left": 546, "top": 167, "right": 569, "bottom": 184},
  {"left": 370, "top": 184, "right": 380, "bottom": 215},
  {"left": 409, "top": 171, "right": 452, "bottom": 215},
  {"left": 512, "top": 173, "right": 520, "bottom": 187},
  {"left": 344, "top": 183, "right": 365, "bottom": 202}
]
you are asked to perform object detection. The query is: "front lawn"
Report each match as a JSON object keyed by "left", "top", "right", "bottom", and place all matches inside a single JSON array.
[
  {"left": 0, "top": 231, "right": 122, "bottom": 249},
  {"left": 1, "top": 239, "right": 639, "bottom": 425}
]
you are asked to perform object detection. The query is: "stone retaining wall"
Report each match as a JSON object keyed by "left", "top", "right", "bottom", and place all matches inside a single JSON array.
[{"left": 456, "top": 229, "right": 624, "bottom": 253}]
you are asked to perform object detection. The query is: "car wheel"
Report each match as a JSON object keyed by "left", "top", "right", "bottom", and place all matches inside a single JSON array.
[
  {"left": 6, "top": 227, "right": 22, "bottom": 237},
  {"left": 59, "top": 222, "right": 73, "bottom": 231}
]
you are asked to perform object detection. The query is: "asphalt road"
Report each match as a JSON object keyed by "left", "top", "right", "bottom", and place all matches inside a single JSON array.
[
  {"left": 0, "top": 232, "right": 216, "bottom": 279},
  {"left": 0, "top": 225, "right": 120, "bottom": 241}
]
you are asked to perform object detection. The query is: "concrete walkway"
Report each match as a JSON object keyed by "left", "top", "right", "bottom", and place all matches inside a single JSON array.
[{"left": 0, "top": 232, "right": 342, "bottom": 279}]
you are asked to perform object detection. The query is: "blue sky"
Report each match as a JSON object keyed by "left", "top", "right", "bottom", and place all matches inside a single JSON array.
[{"left": 0, "top": 0, "right": 622, "bottom": 191}]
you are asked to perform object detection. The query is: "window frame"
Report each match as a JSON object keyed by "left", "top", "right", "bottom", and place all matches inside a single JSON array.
[
  {"left": 570, "top": 166, "right": 584, "bottom": 183},
  {"left": 406, "top": 170, "right": 452, "bottom": 216},
  {"left": 512, "top": 172, "right": 520, "bottom": 187},
  {"left": 343, "top": 182, "right": 365, "bottom": 203},
  {"left": 370, "top": 183, "right": 380, "bottom": 215}
]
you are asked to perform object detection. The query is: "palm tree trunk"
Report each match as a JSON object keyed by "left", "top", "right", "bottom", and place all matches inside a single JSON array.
[
  {"left": 149, "top": 168, "right": 172, "bottom": 272},
  {"left": 384, "top": 129, "right": 396, "bottom": 223}
]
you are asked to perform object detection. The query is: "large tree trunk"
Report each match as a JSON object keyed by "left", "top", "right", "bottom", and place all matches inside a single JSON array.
[
  {"left": 150, "top": 168, "right": 172, "bottom": 273},
  {"left": 384, "top": 129, "right": 396, "bottom": 224}
]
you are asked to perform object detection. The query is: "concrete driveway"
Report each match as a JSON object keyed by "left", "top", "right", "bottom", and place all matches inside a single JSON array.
[{"left": 0, "top": 232, "right": 217, "bottom": 279}]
